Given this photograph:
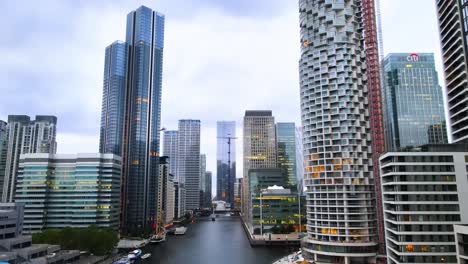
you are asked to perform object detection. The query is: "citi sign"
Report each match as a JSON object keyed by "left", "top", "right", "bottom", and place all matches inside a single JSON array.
[{"left": 407, "top": 53, "right": 419, "bottom": 62}]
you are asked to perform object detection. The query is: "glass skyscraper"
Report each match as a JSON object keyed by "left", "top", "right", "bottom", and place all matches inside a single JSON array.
[
  {"left": 99, "top": 41, "right": 128, "bottom": 156},
  {"left": 216, "top": 121, "right": 236, "bottom": 205},
  {"left": 99, "top": 5, "right": 165, "bottom": 233},
  {"left": 383, "top": 53, "right": 448, "bottom": 151},
  {"left": 276, "top": 122, "right": 297, "bottom": 188}
]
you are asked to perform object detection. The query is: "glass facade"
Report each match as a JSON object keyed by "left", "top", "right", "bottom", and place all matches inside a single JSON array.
[
  {"left": 15, "top": 153, "right": 121, "bottom": 233},
  {"left": 216, "top": 121, "right": 236, "bottom": 205},
  {"left": 124, "top": 6, "right": 165, "bottom": 231},
  {"left": 276, "top": 123, "right": 297, "bottom": 188},
  {"left": 383, "top": 53, "right": 448, "bottom": 151},
  {"left": 99, "top": 41, "right": 128, "bottom": 156}
]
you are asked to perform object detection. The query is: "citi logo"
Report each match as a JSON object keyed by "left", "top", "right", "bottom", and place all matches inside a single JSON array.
[{"left": 407, "top": 53, "right": 419, "bottom": 62}]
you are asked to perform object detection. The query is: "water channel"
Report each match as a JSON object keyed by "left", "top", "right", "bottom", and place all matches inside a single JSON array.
[{"left": 141, "top": 216, "right": 297, "bottom": 264}]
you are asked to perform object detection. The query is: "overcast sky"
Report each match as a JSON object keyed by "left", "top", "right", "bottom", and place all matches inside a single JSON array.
[{"left": 0, "top": 0, "right": 443, "bottom": 194}]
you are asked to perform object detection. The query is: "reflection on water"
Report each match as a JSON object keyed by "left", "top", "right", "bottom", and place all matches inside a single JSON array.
[{"left": 142, "top": 216, "right": 297, "bottom": 264}]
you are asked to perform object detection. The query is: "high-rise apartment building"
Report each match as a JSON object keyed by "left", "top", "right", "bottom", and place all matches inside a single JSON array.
[
  {"left": 242, "top": 111, "right": 277, "bottom": 224},
  {"left": 2, "top": 115, "right": 57, "bottom": 203},
  {"left": 99, "top": 41, "right": 128, "bottom": 156},
  {"left": 98, "top": 5, "right": 165, "bottom": 232},
  {"left": 15, "top": 153, "right": 121, "bottom": 233},
  {"left": 436, "top": 0, "right": 468, "bottom": 143},
  {"left": 299, "top": 0, "right": 382, "bottom": 262},
  {"left": 383, "top": 53, "right": 448, "bottom": 151},
  {"left": 163, "top": 130, "right": 178, "bottom": 178},
  {"left": 380, "top": 145, "right": 468, "bottom": 264},
  {"left": 177, "top": 120, "right": 201, "bottom": 210},
  {"left": 276, "top": 122, "right": 297, "bottom": 187},
  {"left": 216, "top": 121, "right": 236, "bottom": 205}
]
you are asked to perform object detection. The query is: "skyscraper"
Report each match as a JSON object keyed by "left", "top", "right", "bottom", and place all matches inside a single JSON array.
[
  {"left": 276, "top": 122, "right": 297, "bottom": 187},
  {"left": 99, "top": 5, "right": 165, "bottom": 232},
  {"left": 99, "top": 41, "right": 128, "bottom": 156},
  {"left": 436, "top": 0, "right": 468, "bottom": 143},
  {"left": 216, "top": 121, "right": 236, "bottom": 205},
  {"left": 383, "top": 53, "right": 448, "bottom": 151},
  {"left": 2, "top": 115, "right": 57, "bottom": 203},
  {"left": 242, "top": 111, "right": 276, "bottom": 224},
  {"left": 163, "top": 130, "right": 178, "bottom": 178},
  {"left": 299, "top": 0, "right": 380, "bottom": 262},
  {"left": 177, "top": 120, "right": 201, "bottom": 210}
]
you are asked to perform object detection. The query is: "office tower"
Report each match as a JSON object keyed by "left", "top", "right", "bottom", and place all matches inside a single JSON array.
[
  {"left": 276, "top": 122, "right": 297, "bottom": 187},
  {"left": 299, "top": 0, "right": 382, "bottom": 262},
  {"left": 0, "top": 121, "right": 7, "bottom": 199},
  {"left": 204, "top": 171, "right": 212, "bottom": 208},
  {"left": 105, "top": 6, "right": 164, "bottom": 232},
  {"left": 454, "top": 225, "right": 468, "bottom": 263},
  {"left": 199, "top": 154, "right": 206, "bottom": 207},
  {"left": 436, "top": 0, "right": 468, "bottom": 143},
  {"left": 177, "top": 120, "right": 201, "bottom": 210},
  {"left": 242, "top": 111, "right": 276, "bottom": 225},
  {"left": 158, "top": 157, "right": 175, "bottom": 224},
  {"left": 295, "top": 126, "right": 304, "bottom": 194},
  {"left": 163, "top": 130, "right": 178, "bottom": 178},
  {"left": 15, "top": 153, "right": 121, "bottom": 233},
  {"left": 383, "top": 53, "right": 448, "bottom": 151},
  {"left": 216, "top": 121, "right": 236, "bottom": 205},
  {"left": 3, "top": 115, "right": 57, "bottom": 203},
  {"left": 99, "top": 41, "right": 128, "bottom": 156},
  {"left": 380, "top": 144, "right": 468, "bottom": 264}
]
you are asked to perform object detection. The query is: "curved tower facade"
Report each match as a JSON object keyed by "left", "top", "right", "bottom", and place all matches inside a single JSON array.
[{"left": 299, "top": 0, "right": 378, "bottom": 262}]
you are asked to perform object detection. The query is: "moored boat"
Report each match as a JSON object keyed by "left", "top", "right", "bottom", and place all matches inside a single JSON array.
[
  {"left": 141, "top": 253, "right": 151, "bottom": 259},
  {"left": 174, "top": 226, "right": 187, "bottom": 235}
]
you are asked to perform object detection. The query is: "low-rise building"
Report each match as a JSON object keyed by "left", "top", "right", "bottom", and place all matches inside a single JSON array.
[
  {"left": 251, "top": 186, "right": 305, "bottom": 235},
  {"left": 15, "top": 153, "right": 121, "bottom": 233},
  {"left": 0, "top": 203, "right": 79, "bottom": 264},
  {"left": 380, "top": 144, "right": 468, "bottom": 264}
]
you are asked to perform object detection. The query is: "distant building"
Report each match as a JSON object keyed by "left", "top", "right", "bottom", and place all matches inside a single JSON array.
[
  {"left": 173, "top": 181, "right": 185, "bottom": 219},
  {"left": 163, "top": 130, "right": 178, "bottom": 178},
  {"left": 435, "top": 1, "right": 468, "bottom": 143},
  {"left": 203, "top": 171, "right": 212, "bottom": 208},
  {"left": 158, "top": 157, "right": 175, "bottom": 225},
  {"left": 177, "top": 120, "right": 201, "bottom": 210},
  {"left": 242, "top": 111, "right": 277, "bottom": 224},
  {"left": 380, "top": 145, "right": 468, "bottom": 263},
  {"left": 2, "top": 115, "right": 57, "bottom": 203},
  {"left": 276, "top": 122, "right": 297, "bottom": 187},
  {"left": 199, "top": 154, "right": 206, "bottom": 208},
  {"left": 383, "top": 53, "right": 447, "bottom": 151},
  {"left": 15, "top": 153, "right": 121, "bottom": 233},
  {"left": 216, "top": 121, "right": 236, "bottom": 205},
  {"left": 0, "top": 121, "right": 7, "bottom": 199},
  {"left": 0, "top": 203, "right": 80, "bottom": 264}
]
